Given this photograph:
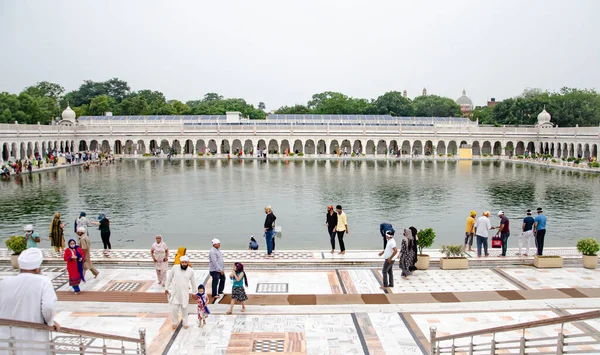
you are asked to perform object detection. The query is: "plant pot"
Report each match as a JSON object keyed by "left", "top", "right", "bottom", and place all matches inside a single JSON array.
[
  {"left": 534, "top": 255, "right": 563, "bottom": 268},
  {"left": 440, "top": 257, "right": 468, "bottom": 270},
  {"left": 583, "top": 255, "right": 598, "bottom": 269},
  {"left": 416, "top": 254, "right": 430, "bottom": 270},
  {"left": 10, "top": 254, "right": 19, "bottom": 269}
]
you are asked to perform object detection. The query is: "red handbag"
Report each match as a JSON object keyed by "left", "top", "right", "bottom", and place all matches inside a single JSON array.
[{"left": 492, "top": 236, "right": 502, "bottom": 248}]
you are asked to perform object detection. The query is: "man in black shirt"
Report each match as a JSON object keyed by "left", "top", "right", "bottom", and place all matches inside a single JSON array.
[
  {"left": 264, "top": 206, "right": 277, "bottom": 257},
  {"left": 325, "top": 205, "right": 338, "bottom": 254}
]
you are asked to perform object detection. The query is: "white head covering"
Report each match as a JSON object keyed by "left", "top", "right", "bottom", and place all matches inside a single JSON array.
[
  {"left": 77, "top": 226, "right": 86, "bottom": 233},
  {"left": 24, "top": 224, "right": 33, "bottom": 232},
  {"left": 180, "top": 256, "right": 190, "bottom": 262},
  {"left": 212, "top": 239, "right": 220, "bottom": 245},
  {"left": 18, "top": 248, "right": 43, "bottom": 270},
  {"left": 497, "top": 211, "right": 504, "bottom": 216}
]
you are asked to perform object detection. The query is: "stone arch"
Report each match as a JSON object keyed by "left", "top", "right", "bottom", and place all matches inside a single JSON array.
[
  {"left": 576, "top": 143, "right": 583, "bottom": 158},
  {"left": 304, "top": 139, "right": 315, "bottom": 154},
  {"left": 412, "top": 140, "right": 423, "bottom": 156},
  {"left": 366, "top": 140, "right": 375, "bottom": 155},
  {"left": 293, "top": 139, "right": 303, "bottom": 154},
  {"left": 219, "top": 139, "right": 229, "bottom": 154},
  {"left": 78, "top": 140, "right": 87, "bottom": 151},
  {"left": 316, "top": 140, "right": 326, "bottom": 154},
  {"left": 568, "top": 143, "right": 574, "bottom": 158},
  {"left": 583, "top": 144, "right": 590, "bottom": 159},
  {"left": 125, "top": 139, "right": 135, "bottom": 154},
  {"left": 182, "top": 139, "right": 193, "bottom": 154},
  {"left": 54, "top": 141, "right": 59, "bottom": 152},
  {"left": 172, "top": 139, "right": 182, "bottom": 154},
  {"left": 244, "top": 139, "right": 254, "bottom": 154},
  {"left": 11, "top": 142, "right": 17, "bottom": 159},
  {"left": 526, "top": 142, "right": 536, "bottom": 155},
  {"left": 136, "top": 140, "right": 146, "bottom": 154},
  {"left": 503, "top": 141, "right": 513, "bottom": 156},
  {"left": 481, "top": 141, "right": 492, "bottom": 155},
  {"left": 460, "top": 140, "right": 468, "bottom": 148},
  {"left": 401, "top": 140, "right": 411, "bottom": 155},
  {"left": 592, "top": 144, "right": 598, "bottom": 159},
  {"left": 149, "top": 140, "right": 159, "bottom": 152},
  {"left": 90, "top": 140, "right": 99, "bottom": 152},
  {"left": 280, "top": 139, "right": 291, "bottom": 154},
  {"left": 330, "top": 140, "right": 340, "bottom": 155},
  {"left": 472, "top": 141, "right": 481, "bottom": 156},
  {"left": 2, "top": 143, "right": 9, "bottom": 161},
  {"left": 436, "top": 141, "right": 446, "bottom": 156},
  {"left": 34, "top": 142, "right": 39, "bottom": 155},
  {"left": 447, "top": 141, "right": 458, "bottom": 155},
  {"left": 101, "top": 140, "right": 110, "bottom": 153},
  {"left": 195, "top": 139, "right": 206, "bottom": 154},
  {"left": 389, "top": 140, "right": 399, "bottom": 154},
  {"left": 352, "top": 140, "right": 363, "bottom": 154},
  {"left": 160, "top": 139, "right": 171, "bottom": 153},
  {"left": 59, "top": 141, "right": 64, "bottom": 153},
  {"left": 26, "top": 142, "right": 33, "bottom": 158},
  {"left": 208, "top": 139, "right": 218, "bottom": 153},
  {"left": 65, "top": 141, "right": 71, "bottom": 153},
  {"left": 424, "top": 140, "right": 433, "bottom": 155},
  {"left": 341, "top": 139, "right": 351, "bottom": 154},
  {"left": 376, "top": 140, "right": 387, "bottom": 154},
  {"left": 268, "top": 139, "right": 278, "bottom": 154},
  {"left": 493, "top": 141, "right": 502, "bottom": 156},
  {"left": 515, "top": 141, "right": 525, "bottom": 155},
  {"left": 231, "top": 139, "right": 242, "bottom": 154},
  {"left": 257, "top": 139, "right": 267, "bottom": 152},
  {"left": 41, "top": 142, "right": 47, "bottom": 156}
]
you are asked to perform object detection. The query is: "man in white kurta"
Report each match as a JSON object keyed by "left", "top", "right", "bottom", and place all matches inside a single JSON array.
[
  {"left": 0, "top": 248, "right": 60, "bottom": 355},
  {"left": 165, "top": 256, "right": 195, "bottom": 329}
]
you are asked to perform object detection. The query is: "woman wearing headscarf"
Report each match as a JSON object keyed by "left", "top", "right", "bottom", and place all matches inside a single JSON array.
[
  {"left": 63, "top": 239, "right": 85, "bottom": 294},
  {"left": 398, "top": 228, "right": 416, "bottom": 279},
  {"left": 408, "top": 226, "right": 419, "bottom": 272},
  {"left": 98, "top": 212, "right": 111, "bottom": 249},
  {"left": 49, "top": 212, "right": 65, "bottom": 253},
  {"left": 174, "top": 247, "right": 192, "bottom": 268},
  {"left": 151, "top": 235, "right": 169, "bottom": 287}
]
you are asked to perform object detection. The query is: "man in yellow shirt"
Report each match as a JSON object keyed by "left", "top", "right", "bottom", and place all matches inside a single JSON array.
[
  {"left": 333, "top": 205, "right": 349, "bottom": 255},
  {"left": 464, "top": 210, "right": 476, "bottom": 252}
]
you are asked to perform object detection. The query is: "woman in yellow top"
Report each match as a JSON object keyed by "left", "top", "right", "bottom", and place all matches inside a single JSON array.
[
  {"left": 174, "top": 247, "right": 192, "bottom": 268},
  {"left": 464, "top": 210, "right": 476, "bottom": 252}
]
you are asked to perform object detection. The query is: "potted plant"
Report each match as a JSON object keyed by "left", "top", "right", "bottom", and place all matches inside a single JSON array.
[
  {"left": 577, "top": 237, "right": 599, "bottom": 269},
  {"left": 534, "top": 255, "right": 563, "bottom": 268},
  {"left": 416, "top": 228, "right": 436, "bottom": 270},
  {"left": 439, "top": 244, "right": 468, "bottom": 270},
  {"left": 5, "top": 235, "right": 27, "bottom": 269}
]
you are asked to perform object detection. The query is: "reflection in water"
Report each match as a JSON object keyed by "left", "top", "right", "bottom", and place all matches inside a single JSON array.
[{"left": 0, "top": 160, "right": 598, "bottom": 249}]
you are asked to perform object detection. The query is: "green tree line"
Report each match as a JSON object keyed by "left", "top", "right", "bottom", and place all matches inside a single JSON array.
[{"left": 1, "top": 79, "right": 599, "bottom": 127}]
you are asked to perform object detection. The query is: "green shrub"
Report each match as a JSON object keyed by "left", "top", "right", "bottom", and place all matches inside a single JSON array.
[
  {"left": 567, "top": 157, "right": 575, "bottom": 162},
  {"left": 439, "top": 154, "right": 443, "bottom": 157},
  {"left": 440, "top": 244, "right": 465, "bottom": 258},
  {"left": 288, "top": 153, "right": 294, "bottom": 156},
  {"left": 298, "top": 152, "right": 304, "bottom": 156},
  {"left": 551, "top": 159, "right": 557, "bottom": 163},
  {"left": 417, "top": 228, "right": 436, "bottom": 255},
  {"left": 574, "top": 158, "right": 582, "bottom": 164},
  {"left": 5, "top": 235, "right": 27, "bottom": 255},
  {"left": 447, "top": 154, "right": 453, "bottom": 157},
  {"left": 483, "top": 153, "right": 488, "bottom": 157},
  {"left": 517, "top": 155, "right": 524, "bottom": 159},
  {"left": 588, "top": 162, "right": 600, "bottom": 168},
  {"left": 197, "top": 152, "right": 204, "bottom": 156},
  {"left": 142, "top": 153, "right": 153, "bottom": 157},
  {"left": 351, "top": 152, "right": 356, "bottom": 157},
  {"left": 577, "top": 238, "right": 599, "bottom": 256}
]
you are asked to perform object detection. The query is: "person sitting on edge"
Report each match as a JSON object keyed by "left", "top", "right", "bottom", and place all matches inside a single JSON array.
[{"left": 249, "top": 236, "right": 259, "bottom": 250}]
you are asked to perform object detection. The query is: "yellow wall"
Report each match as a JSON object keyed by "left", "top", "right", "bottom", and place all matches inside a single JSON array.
[{"left": 459, "top": 147, "right": 473, "bottom": 159}]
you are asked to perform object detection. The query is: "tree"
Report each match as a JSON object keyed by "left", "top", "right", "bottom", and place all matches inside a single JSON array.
[
  {"left": 203, "top": 93, "right": 224, "bottom": 101},
  {"left": 24, "top": 81, "right": 65, "bottom": 102},
  {"left": 117, "top": 96, "right": 148, "bottom": 115},
  {"left": 88, "top": 95, "right": 116, "bottom": 116},
  {"left": 369, "top": 91, "right": 414, "bottom": 116},
  {"left": 308, "top": 92, "right": 372, "bottom": 114},
  {"left": 412, "top": 95, "right": 461, "bottom": 117},
  {"left": 258, "top": 102, "right": 266, "bottom": 110},
  {"left": 275, "top": 104, "right": 310, "bottom": 114},
  {"left": 104, "top": 78, "right": 130, "bottom": 103}
]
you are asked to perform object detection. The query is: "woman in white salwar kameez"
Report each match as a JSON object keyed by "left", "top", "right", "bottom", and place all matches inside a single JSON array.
[{"left": 151, "top": 235, "right": 169, "bottom": 287}]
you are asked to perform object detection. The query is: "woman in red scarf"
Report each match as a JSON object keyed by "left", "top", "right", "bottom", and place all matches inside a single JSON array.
[{"left": 63, "top": 239, "right": 85, "bottom": 294}]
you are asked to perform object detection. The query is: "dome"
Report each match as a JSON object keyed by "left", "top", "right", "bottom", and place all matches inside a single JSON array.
[
  {"left": 456, "top": 89, "right": 473, "bottom": 106},
  {"left": 61, "top": 105, "right": 76, "bottom": 121},
  {"left": 537, "top": 106, "right": 551, "bottom": 125}
]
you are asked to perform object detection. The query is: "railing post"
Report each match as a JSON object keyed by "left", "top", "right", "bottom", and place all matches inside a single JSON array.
[
  {"left": 468, "top": 336, "right": 473, "bottom": 355},
  {"left": 491, "top": 333, "right": 496, "bottom": 355},
  {"left": 557, "top": 324, "right": 565, "bottom": 355},
  {"left": 139, "top": 328, "right": 147, "bottom": 354},
  {"left": 8, "top": 335, "right": 16, "bottom": 355},
  {"left": 519, "top": 328, "right": 526, "bottom": 355},
  {"left": 429, "top": 326, "right": 437, "bottom": 355}
]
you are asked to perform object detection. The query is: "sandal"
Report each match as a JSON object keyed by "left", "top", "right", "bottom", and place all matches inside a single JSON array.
[{"left": 226, "top": 311, "right": 232, "bottom": 315}]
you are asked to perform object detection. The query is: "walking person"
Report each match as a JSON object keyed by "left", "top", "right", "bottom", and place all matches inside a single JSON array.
[
  {"left": 494, "top": 211, "right": 510, "bottom": 257},
  {"left": 98, "top": 212, "right": 111, "bottom": 250},
  {"left": 407, "top": 226, "right": 419, "bottom": 272},
  {"left": 464, "top": 210, "right": 476, "bottom": 252},
  {"left": 474, "top": 211, "right": 492, "bottom": 257},
  {"left": 151, "top": 235, "right": 169, "bottom": 287},
  {"left": 209, "top": 239, "right": 225, "bottom": 300},
  {"left": 226, "top": 262, "right": 248, "bottom": 314},
  {"left": 398, "top": 228, "right": 417, "bottom": 279},
  {"left": 0, "top": 248, "right": 61, "bottom": 354},
  {"left": 64, "top": 239, "right": 85, "bottom": 294},
  {"left": 165, "top": 256, "right": 195, "bottom": 329},
  {"left": 326, "top": 206, "right": 338, "bottom": 254},
  {"left": 379, "top": 222, "right": 395, "bottom": 250},
  {"left": 196, "top": 284, "right": 210, "bottom": 327},
  {"left": 534, "top": 207, "right": 547, "bottom": 256},
  {"left": 518, "top": 210, "right": 535, "bottom": 256},
  {"left": 333, "top": 205, "right": 349, "bottom": 255},
  {"left": 24, "top": 224, "right": 40, "bottom": 249},
  {"left": 378, "top": 230, "right": 397, "bottom": 288},
  {"left": 49, "top": 212, "right": 65, "bottom": 253},
  {"left": 76, "top": 211, "right": 99, "bottom": 236},
  {"left": 77, "top": 227, "right": 99, "bottom": 279},
  {"left": 263, "top": 206, "right": 277, "bottom": 257}
]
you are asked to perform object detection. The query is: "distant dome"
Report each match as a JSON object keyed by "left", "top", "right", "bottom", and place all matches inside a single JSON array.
[
  {"left": 456, "top": 89, "right": 473, "bottom": 106},
  {"left": 537, "top": 106, "right": 551, "bottom": 125},
  {"left": 61, "top": 105, "right": 76, "bottom": 121}
]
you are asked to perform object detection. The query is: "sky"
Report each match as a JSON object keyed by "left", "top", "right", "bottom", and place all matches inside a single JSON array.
[{"left": 1, "top": 0, "right": 599, "bottom": 111}]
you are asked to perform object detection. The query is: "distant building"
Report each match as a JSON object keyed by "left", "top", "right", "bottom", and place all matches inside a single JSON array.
[
  {"left": 487, "top": 98, "right": 499, "bottom": 107},
  {"left": 403, "top": 90, "right": 407, "bottom": 98},
  {"left": 455, "top": 89, "right": 473, "bottom": 116},
  {"left": 422, "top": 88, "right": 427, "bottom": 96}
]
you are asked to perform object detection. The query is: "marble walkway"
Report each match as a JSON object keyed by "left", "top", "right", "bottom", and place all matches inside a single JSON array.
[{"left": 1, "top": 257, "right": 600, "bottom": 355}]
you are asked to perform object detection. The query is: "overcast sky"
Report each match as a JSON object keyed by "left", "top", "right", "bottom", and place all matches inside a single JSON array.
[{"left": 1, "top": 0, "right": 598, "bottom": 110}]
